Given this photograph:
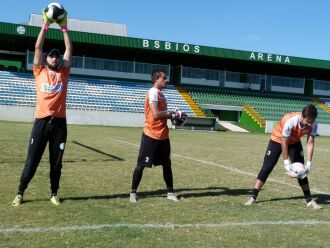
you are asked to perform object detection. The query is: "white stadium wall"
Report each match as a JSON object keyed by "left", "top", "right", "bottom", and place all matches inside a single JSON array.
[
  {"left": 1, "top": 106, "right": 330, "bottom": 135},
  {"left": 0, "top": 106, "right": 145, "bottom": 127}
]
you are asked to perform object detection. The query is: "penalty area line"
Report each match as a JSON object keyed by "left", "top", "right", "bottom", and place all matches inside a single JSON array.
[{"left": 1, "top": 221, "right": 330, "bottom": 234}]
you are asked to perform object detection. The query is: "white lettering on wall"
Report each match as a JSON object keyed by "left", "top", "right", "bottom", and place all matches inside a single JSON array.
[
  {"left": 142, "top": 40, "right": 149, "bottom": 48},
  {"left": 250, "top": 52, "right": 291, "bottom": 64},
  {"left": 267, "top": 54, "right": 272, "bottom": 62},
  {"left": 276, "top": 55, "right": 282, "bottom": 63},
  {"left": 183, "top": 44, "right": 190, "bottom": 52},
  {"left": 142, "top": 39, "right": 200, "bottom": 54},
  {"left": 165, "top": 42, "right": 171, "bottom": 50}
]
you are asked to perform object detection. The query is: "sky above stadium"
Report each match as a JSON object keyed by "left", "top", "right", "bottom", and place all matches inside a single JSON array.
[{"left": 2, "top": 0, "right": 330, "bottom": 60}]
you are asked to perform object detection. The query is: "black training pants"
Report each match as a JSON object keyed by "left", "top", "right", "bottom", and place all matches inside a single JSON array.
[
  {"left": 18, "top": 116, "right": 67, "bottom": 195},
  {"left": 257, "top": 140, "right": 304, "bottom": 183}
]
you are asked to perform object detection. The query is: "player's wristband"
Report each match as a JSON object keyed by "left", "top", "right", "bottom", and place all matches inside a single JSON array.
[
  {"left": 42, "top": 23, "right": 49, "bottom": 31},
  {"left": 60, "top": 26, "right": 68, "bottom": 33}
]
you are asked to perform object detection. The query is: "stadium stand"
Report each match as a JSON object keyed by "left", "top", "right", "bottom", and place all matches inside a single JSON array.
[
  {"left": 184, "top": 85, "right": 330, "bottom": 124},
  {"left": 176, "top": 86, "right": 205, "bottom": 117},
  {"left": 320, "top": 97, "right": 330, "bottom": 108},
  {"left": 0, "top": 71, "right": 194, "bottom": 115}
]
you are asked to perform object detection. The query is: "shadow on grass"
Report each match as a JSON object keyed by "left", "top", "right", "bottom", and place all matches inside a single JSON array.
[
  {"left": 72, "top": 141, "right": 124, "bottom": 161},
  {"left": 1, "top": 141, "right": 126, "bottom": 164},
  {"left": 59, "top": 186, "right": 250, "bottom": 202},
  {"left": 257, "top": 194, "right": 330, "bottom": 205},
  {"left": 20, "top": 189, "right": 329, "bottom": 205},
  {"left": 316, "top": 194, "right": 330, "bottom": 204},
  {"left": 177, "top": 186, "right": 250, "bottom": 198}
]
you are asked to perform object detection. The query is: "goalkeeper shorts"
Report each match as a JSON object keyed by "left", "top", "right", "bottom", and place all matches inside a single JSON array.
[{"left": 137, "top": 133, "right": 171, "bottom": 168}]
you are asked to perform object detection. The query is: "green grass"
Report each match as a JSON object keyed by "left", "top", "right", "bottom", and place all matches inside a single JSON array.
[{"left": 0, "top": 121, "right": 329, "bottom": 247}]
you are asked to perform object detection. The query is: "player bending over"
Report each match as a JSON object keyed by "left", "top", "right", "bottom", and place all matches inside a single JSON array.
[{"left": 244, "top": 104, "right": 322, "bottom": 209}]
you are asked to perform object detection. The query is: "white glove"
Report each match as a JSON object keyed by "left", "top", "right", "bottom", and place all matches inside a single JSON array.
[
  {"left": 305, "top": 161, "right": 311, "bottom": 173},
  {"left": 300, "top": 161, "right": 312, "bottom": 179},
  {"left": 284, "top": 159, "right": 298, "bottom": 178},
  {"left": 283, "top": 159, "right": 291, "bottom": 172}
]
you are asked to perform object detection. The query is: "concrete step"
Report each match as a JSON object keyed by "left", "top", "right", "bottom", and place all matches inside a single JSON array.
[{"left": 217, "top": 121, "right": 249, "bottom": 132}]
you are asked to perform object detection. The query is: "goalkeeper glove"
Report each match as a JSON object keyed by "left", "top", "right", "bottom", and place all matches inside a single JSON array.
[
  {"left": 170, "top": 110, "right": 188, "bottom": 121},
  {"left": 300, "top": 161, "right": 312, "bottom": 179},
  {"left": 305, "top": 161, "right": 311, "bottom": 173},
  {"left": 305, "top": 161, "right": 312, "bottom": 176},
  {"left": 42, "top": 9, "right": 53, "bottom": 27},
  {"left": 170, "top": 109, "right": 182, "bottom": 120},
  {"left": 283, "top": 159, "right": 291, "bottom": 172},
  {"left": 284, "top": 159, "right": 298, "bottom": 178},
  {"left": 170, "top": 110, "right": 187, "bottom": 126},
  {"left": 57, "top": 11, "right": 68, "bottom": 27}
]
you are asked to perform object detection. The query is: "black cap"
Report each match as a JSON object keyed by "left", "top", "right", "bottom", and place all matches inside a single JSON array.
[{"left": 47, "top": 49, "right": 61, "bottom": 57}]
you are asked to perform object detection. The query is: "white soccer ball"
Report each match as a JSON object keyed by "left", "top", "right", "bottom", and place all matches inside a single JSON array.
[
  {"left": 45, "top": 2, "right": 65, "bottom": 22},
  {"left": 290, "top": 162, "right": 306, "bottom": 178}
]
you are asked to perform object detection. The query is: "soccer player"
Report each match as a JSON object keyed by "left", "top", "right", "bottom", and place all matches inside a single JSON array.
[
  {"left": 12, "top": 9, "right": 72, "bottom": 206},
  {"left": 244, "top": 104, "right": 322, "bottom": 209},
  {"left": 129, "top": 68, "right": 184, "bottom": 203}
]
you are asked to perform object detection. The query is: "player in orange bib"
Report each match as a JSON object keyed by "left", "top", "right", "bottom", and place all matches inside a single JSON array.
[
  {"left": 244, "top": 104, "right": 322, "bottom": 209},
  {"left": 12, "top": 8, "right": 72, "bottom": 207},
  {"left": 129, "top": 69, "right": 185, "bottom": 203}
]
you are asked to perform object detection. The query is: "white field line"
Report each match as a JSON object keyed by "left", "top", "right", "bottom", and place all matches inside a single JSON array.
[
  {"left": 1, "top": 221, "right": 330, "bottom": 234},
  {"left": 110, "top": 138, "right": 330, "bottom": 195},
  {"left": 315, "top": 148, "right": 330, "bottom": 152}
]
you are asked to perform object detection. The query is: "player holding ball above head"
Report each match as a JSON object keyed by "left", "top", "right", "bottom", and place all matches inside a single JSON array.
[
  {"left": 244, "top": 104, "right": 322, "bottom": 209},
  {"left": 129, "top": 68, "right": 187, "bottom": 203},
  {"left": 12, "top": 3, "right": 72, "bottom": 207}
]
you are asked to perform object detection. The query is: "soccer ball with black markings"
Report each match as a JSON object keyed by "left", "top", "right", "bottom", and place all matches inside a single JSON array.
[
  {"left": 45, "top": 2, "right": 65, "bottom": 23},
  {"left": 289, "top": 162, "right": 306, "bottom": 178}
]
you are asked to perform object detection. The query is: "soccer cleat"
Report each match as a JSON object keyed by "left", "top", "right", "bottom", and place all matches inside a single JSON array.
[
  {"left": 12, "top": 194, "right": 23, "bottom": 207},
  {"left": 244, "top": 196, "right": 256, "bottom": 206},
  {"left": 307, "top": 200, "right": 322, "bottom": 209},
  {"left": 129, "top": 193, "right": 138, "bottom": 203},
  {"left": 167, "top": 193, "right": 180, "bottom": 202},
  {"left": 50, "top": 195, "right": 61, "bottom": 206}
]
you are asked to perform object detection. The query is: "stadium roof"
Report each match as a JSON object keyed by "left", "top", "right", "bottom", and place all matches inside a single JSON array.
[
  {"left": 0, "top": 21, "right": 329, "bottom": 79},
  {"left": 29, "top": 14, "right": 128, "bottom": 37}
]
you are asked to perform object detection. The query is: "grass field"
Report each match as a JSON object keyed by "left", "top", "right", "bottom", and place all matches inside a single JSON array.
[{"left": 0, "top": 120, "right": 329, "bottom": 247}]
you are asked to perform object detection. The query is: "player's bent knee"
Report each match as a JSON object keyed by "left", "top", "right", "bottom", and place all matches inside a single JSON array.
[
  {"left": 257, "top": 169, "right": 271, "bottom": 183},
  {"left": 298, "top": 177, "right": 309, "bottom": 186}
]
